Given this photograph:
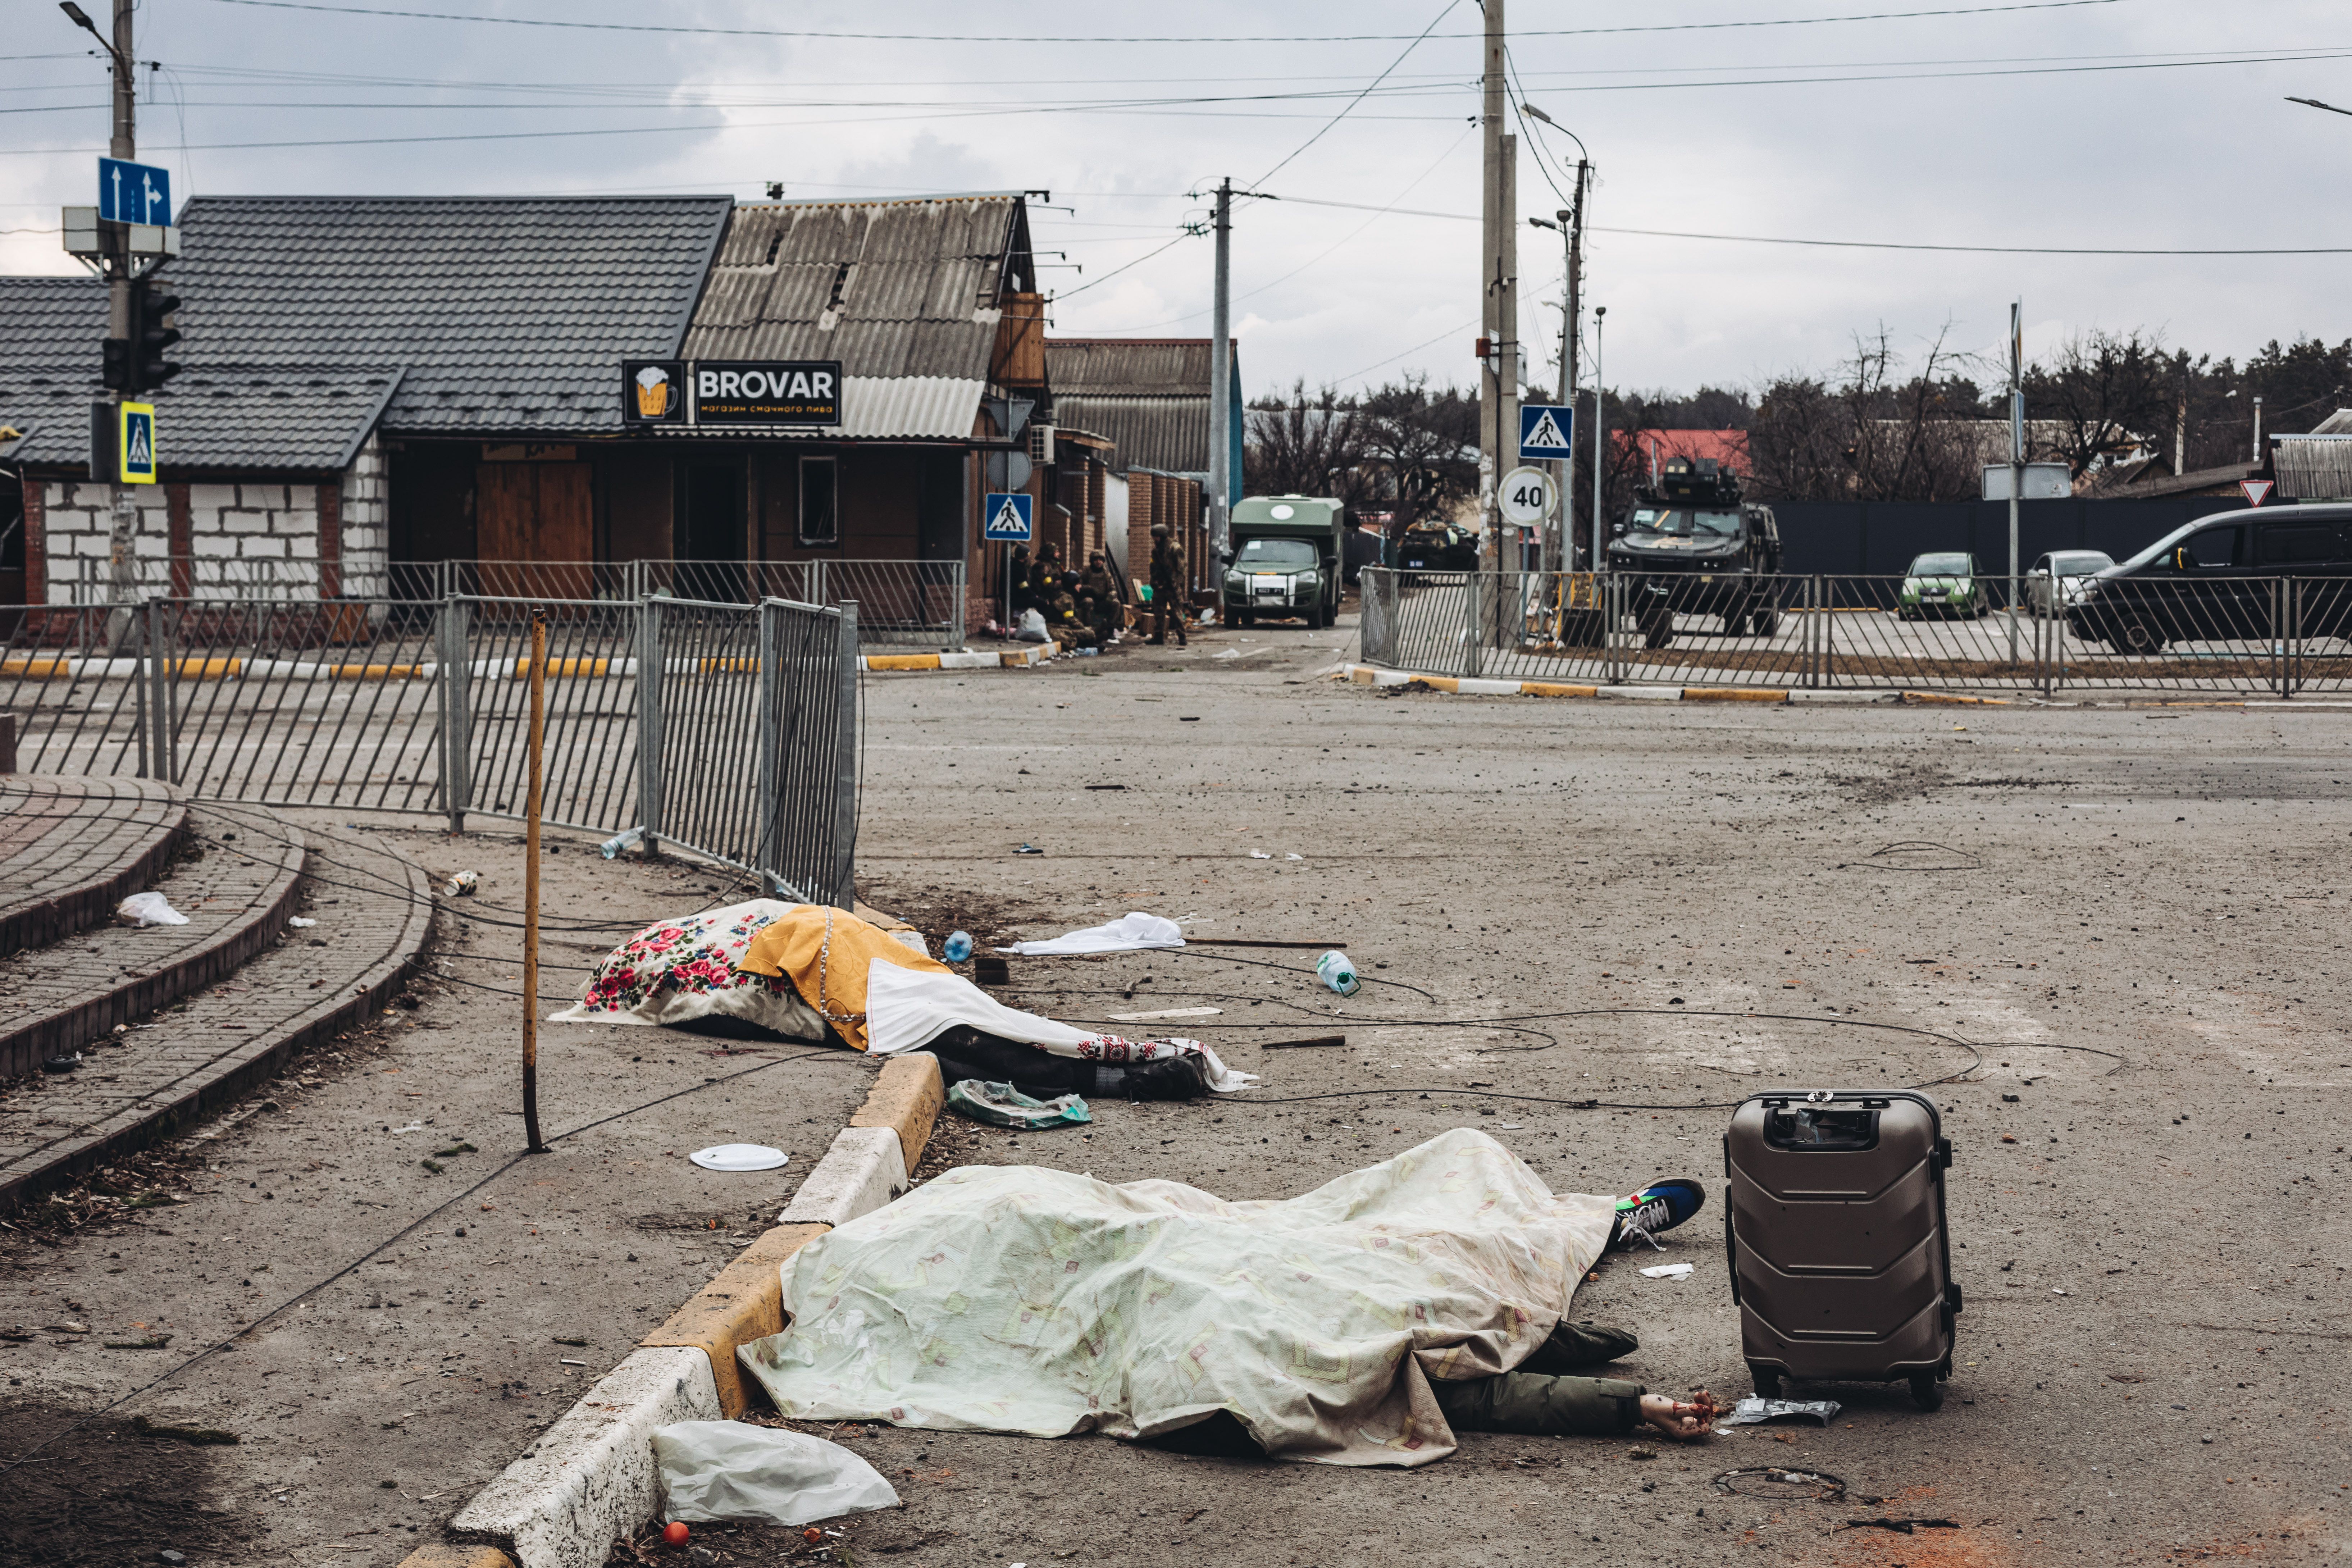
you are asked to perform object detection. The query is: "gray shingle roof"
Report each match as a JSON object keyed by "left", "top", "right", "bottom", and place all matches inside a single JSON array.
[
  {"left": 680, "top": 195, "right": 1028, "bottom": 378},
  {"left": 171, "top": 195, "right": 730, "bottom": 437},
  {"left": 0, "top": 277, "right": 405, "bottom": 470}
]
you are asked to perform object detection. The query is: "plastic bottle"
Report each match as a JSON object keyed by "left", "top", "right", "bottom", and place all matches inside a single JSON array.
[
  {"left": 943, "top": 930, "right": 975, "bottom": 964},
  {"left": 1316, "top": 949, "right": 1359, "bottom": 997}
]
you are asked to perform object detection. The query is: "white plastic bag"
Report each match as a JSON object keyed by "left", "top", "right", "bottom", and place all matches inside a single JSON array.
[
  {"left": 652, "top": 1419, "right": 900, "bottom": 1526},
  {"left": 117, "top": 892, "right": 188, "bottom": 927},
  {"left": 1016, "top": 608, "right": 1050, "bottom": 642}
]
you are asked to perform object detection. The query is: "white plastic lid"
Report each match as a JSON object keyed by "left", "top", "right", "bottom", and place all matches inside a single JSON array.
[{"left": 687, "top": 1143, "right": 789, "bottom": 1172}]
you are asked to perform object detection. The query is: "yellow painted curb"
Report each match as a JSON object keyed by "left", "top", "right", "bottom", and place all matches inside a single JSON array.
[
  {"left": 1683, "top": 687, "right": 1791, "bottom": 703},
  {"left": 395, "top": 1545, "right": 515, "bottom": 1568},
  {"left": 634, "top": 1053, "right": 945, "bottom": 1417},
  {"left": 639, "top": 1223, "right": 831, "bottom": 1418},
  {"left": 865, "top": 653, "right": 943, "bottom": 671},
  {"left": 850, "top": 1053, "right": 947, "bottom": 1172},
  {"left": 1521, "top": 680, "right": 1600, "bottom": 698},
  {"left": 329, "top": 663, "right": 429, "bottom": 680},
  {"left": 1900, "top": 690, "right": 2010, "bottom": 706}
]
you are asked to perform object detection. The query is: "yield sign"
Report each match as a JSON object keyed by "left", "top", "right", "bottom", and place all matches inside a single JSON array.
[{"left": 2240, "top": 478, "right": 2274, "bottom": 508}]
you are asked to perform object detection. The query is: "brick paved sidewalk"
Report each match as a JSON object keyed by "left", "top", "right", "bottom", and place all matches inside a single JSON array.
[
  {"left": 0, "top": 803, "right": 305, "bottom": 1080},
  {"left": 0, "top": 775, "right": 184, "bottom": 954},
  {"left": 0, "top": 815, "right": 433, "bottom": 1208}
]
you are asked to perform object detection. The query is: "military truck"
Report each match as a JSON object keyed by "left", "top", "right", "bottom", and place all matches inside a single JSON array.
[
  {"left": 1223, "top": 494, "right": 1345, "bottom": 629},
  {"left": 1606, "top": 455, "right": 1783, "bottom": 648}
]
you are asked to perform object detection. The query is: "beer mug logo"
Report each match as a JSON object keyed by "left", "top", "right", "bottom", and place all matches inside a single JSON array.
[{"left": 634, "top": 365, "right": 673, "bottom": 418}]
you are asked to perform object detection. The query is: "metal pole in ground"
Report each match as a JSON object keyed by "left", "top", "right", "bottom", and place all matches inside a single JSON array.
[
  {"left": 2007, "top": 299, "right": 2023, "bottom": 670},
  {"left": 521, "top": 608, "right": 547, "bottom": 1154},
  {"left": 830, "top": 602, "right": 860, "bottom": 910}
]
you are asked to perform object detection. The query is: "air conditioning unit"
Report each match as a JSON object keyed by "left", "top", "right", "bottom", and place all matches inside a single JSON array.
[{"left": 1028, "top": 423, "right": 1056, "bottom": 464}]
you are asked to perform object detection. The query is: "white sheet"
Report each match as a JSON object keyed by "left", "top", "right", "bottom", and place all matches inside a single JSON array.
[
  {"left": 995, "top": 911, "right": 1185, "bottom": 955},
  {"left": 737, "top": 1129, "right": 1614, "bottom": 1467},
  {"left": 864, "top": 959, "right": 1255, "bottom": 1092}
]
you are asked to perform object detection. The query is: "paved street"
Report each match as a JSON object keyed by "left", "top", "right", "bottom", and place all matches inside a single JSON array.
[{"left": 4, "top": 609, "right": 2347, "bottom": 1565}]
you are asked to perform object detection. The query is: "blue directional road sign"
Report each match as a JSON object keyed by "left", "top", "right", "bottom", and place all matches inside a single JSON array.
[
  {"left": 98, "top": 158, "right": 173, "bottom": 226},
  {"left": 1518, "top": 402, "right": 1576, "bottom": 461},
  {"left": 982, "top": 491, "right": 1034, "bottom": 543}
]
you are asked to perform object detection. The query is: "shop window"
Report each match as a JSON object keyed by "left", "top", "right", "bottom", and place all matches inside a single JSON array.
[{"left": 799, "top": 455, "right": 840, "bottom": 548}]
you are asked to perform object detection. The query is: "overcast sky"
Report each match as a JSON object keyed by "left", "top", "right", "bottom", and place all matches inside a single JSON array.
[{"left": 6, "top": 0, "right": 2347, "bottom": 404}]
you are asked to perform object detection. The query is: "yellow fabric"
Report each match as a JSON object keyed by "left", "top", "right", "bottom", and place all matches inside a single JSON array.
[{"left": 737, "top": 906, "right": 951, "bottom": 1052}]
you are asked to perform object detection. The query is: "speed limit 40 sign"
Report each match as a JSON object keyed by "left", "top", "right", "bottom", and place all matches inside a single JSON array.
[{"left": 1499, "top": 465, "right": 1557, "bottom": 525}]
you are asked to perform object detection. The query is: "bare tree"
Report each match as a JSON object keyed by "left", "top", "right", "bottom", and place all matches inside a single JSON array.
[
  {"left": 2025, "top": 328, "right": 2173, "bottom": 477},
  {"left": 1243, "top": 381, "right": 1371, "bottom": 503},
  {"left": 1357, "top": 374, "right": 1478, "bottom": 532},
  {"left": 1746, "top": 325, "right": 1988, "bottom": 501}
]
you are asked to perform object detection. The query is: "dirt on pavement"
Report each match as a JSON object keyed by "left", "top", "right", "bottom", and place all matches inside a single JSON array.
[{"left": 5, "top": 607, "right": 2347, "bottom": 1565}]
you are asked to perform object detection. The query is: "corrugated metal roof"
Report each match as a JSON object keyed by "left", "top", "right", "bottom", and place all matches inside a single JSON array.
[
  {"left": 165, "top": 195, "right": 729, "bottom": 438},
  {"left": 2276, "top": 435, "right": 2352, "bottom": 501},
  {"left": 2310, "top": 409, "right": 2352, "bottom": 436},
  {"left": 1047, "top": 338, "right": 1213, "bottom": 397},
  {"left": 662, "top": 375, "right": 983, "bottom": 441},
  {"left": 1053, "top": 392, "right": 1208, "bottom": 474},
  {"left": 679, "top": 196, "right": 1025, "bottom": 379}
]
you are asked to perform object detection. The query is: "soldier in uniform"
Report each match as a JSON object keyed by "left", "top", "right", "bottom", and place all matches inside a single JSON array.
[
  {"left": 1149, "top": 523, "right": 1187, "bottom": 647},
  {"left": 1079, "top": 551, "right": 1121, "bottom": 643}
]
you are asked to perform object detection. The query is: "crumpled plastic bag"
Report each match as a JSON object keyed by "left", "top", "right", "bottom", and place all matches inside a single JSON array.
[
  {"left": 652, "top": 1420, "right": 900, "bottom": 1526},
  {"left": 117, "top": 891, "right": 188, "bottom": 927},
  {"left": 1017, "top": 608, "right": 1050, "bottom": 643},
  {"left": 995, "top": 911, "right": 1184, "bottom": 956},
  {"left": 945, "top": 1078, "right": 1092, "bottom": 1130},
  {"left": 1720, "top": 1395, "right": 1842, "bottom": 1425}
]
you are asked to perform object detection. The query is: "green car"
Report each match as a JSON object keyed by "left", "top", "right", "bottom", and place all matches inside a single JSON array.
[{"left": 1897, "top": 552, "right": 1989, "bottom": 620}]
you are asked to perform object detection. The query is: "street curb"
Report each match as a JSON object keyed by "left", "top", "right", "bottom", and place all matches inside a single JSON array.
[
  {"left": 397, "top": 1548, "right": 515, "bottom": 1568},
  {"left": 448, "top": 1348, "right": 721, "bottom": 1568},
  {"left": 410, "top": 1052, "right": 948, "bottom": 1568},
  {"left": 1338, "top": 664, "right": 2060, "bottom": 707},
  {"left": 0, "top": 777, "right": 186, "bottom": 958},
  {"left": 860, "top": 645, "right": 1048, "bottom": 671}
]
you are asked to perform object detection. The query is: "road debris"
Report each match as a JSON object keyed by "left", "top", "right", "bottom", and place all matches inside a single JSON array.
[
  {"left": 117, "top": 891, "right": 188, "bottom": 926},
  {"left": 652, "top": 1420, "right": 901, "bottom": 1526},
  {"left": 1638, "top": 1263, "right": 1695, "bottom": 1280},
  {"left": 947, "top": 1079, "right": 1093, "bottom": 1129},
  {"left": 1720, "top": 1396, "right": 1841, "bottom": 1426},
  {"left": 687, "top": 1144, "right": 791, "bottom": 1172}
]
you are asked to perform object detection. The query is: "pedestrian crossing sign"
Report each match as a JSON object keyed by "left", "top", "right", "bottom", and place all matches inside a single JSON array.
[
  {"left": 1518, "top": 402, "right": 1575, "bottom": 461},
  {"left": 118, "top": 402, "right": 156, "bottom": 484},
  {"left": 983, "top": 490, "right": 1033, "bottom": 542}
]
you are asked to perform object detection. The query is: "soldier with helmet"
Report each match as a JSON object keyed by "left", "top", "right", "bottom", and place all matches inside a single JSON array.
[{"left": 1148, "top": 523, "right": 1187, "bottom": 647}]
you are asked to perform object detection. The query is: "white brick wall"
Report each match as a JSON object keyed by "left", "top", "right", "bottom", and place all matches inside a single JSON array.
[
  {"left": 339, "top": 434, "right": 390, "bottom": 597},
  {"left": 41, "top": 466, "right": 343, "bottom": 603}
]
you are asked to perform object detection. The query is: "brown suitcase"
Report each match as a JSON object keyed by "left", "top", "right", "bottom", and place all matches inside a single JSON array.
[{"left": 1723, "top": 1090, "right": 1960, "bottom": 1409}]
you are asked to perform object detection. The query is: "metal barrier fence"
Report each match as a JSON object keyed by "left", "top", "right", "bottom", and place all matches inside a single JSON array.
[
  {"left": 43, "top": 558, "right": 965, "bottom": 651},
  {"left": 0, "top": 594, "right": 859, "bottom": 904},
  {"left": 1359, "top": 569, "right": 2352, "bottom": 697}
]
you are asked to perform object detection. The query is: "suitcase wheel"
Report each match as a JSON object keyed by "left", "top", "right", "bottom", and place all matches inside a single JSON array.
[
  {"left": 1749, "top": 1365, "right": 1782, "bottom": 1399},
  {"left": 1908, "top": 1372, "right": 1945, "bottom": 1412}
]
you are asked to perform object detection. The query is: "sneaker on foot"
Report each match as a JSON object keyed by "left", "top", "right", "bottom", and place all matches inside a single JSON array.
[{"left": 1608, "top": 1179, "right": 1705, "bottom": 1251}]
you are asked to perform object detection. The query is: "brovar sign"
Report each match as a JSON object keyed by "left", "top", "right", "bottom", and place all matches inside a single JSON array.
[{"left": 692, "top": 359, "right": 843, "bottom": 427}]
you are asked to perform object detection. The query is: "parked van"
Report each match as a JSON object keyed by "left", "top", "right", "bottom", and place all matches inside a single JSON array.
[
  {"left": 2067, "top": 503, "right": 2352, "bottom": 653},
  {"left": 1223, "top": 495, "right": 1345, "bottom": 629}
]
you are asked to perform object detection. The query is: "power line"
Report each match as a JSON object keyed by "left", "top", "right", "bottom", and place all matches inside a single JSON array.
[
  {"left": 189, "top": 0, "right": 2142, "bottom": 43},
  {"left": 1251, "top": 0, "right": 1460, "bottom": 188},
  {"left": 1259, "top": 191, "right": 2352, "bottom": 255},
  {"left": 1050, "top": 231, "right": 1195, "bottom": 299}
]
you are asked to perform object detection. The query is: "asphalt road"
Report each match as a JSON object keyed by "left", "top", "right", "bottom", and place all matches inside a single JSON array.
[{"left": 4, "top": 604, "right": 2346, "bottom": 1567}]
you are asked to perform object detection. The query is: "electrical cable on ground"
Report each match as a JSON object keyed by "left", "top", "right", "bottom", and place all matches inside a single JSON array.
[{"left": 0, "top": 1045, "right": 863, "bottom": 1477}]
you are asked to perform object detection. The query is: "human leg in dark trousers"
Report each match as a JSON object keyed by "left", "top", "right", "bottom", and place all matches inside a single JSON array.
[
  {"left": 1434, "top": 1314, "right": 1710, "bottom": 1439},
  {"left": 926, "top": 1025, "right": 1208, "bottom": 1101}
]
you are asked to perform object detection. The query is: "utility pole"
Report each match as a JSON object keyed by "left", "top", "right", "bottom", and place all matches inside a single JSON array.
[
  {"left": 86, "top": 0, "right": 141, "bottom": 633},
  {"left": 1560, "top": 161, "right": 1586, "bottom": 568},
  {"left": 1591, "top": 305, "right": 1606, "bottom": 582},
  {"left": 1207, "top": 177, "right": 1233, "bottom": 567},
  {"left": 1477, "top": 0, "right": 1518, "bottom": 580},
  {"left": 2007, "top": 298, "right": 2023, "bottom": 667}
]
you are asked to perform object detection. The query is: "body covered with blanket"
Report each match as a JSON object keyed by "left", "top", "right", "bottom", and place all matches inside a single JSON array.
[{"left": 738, "top": 1128, "right": 1613, "bottom": 1467}]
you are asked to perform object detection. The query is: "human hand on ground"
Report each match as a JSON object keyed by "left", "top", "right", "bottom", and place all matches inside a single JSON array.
[{"left": 1638, "top": 1394, "right": 1713, "bottom": 1441}]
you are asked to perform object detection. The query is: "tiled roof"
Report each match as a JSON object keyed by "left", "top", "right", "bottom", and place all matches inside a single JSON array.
[
  {"left": 169, "top": 195, "right": 728, "bottom": 438},
  {"left": 681, "top": 195, "right": 1028, "bottom": 380}
]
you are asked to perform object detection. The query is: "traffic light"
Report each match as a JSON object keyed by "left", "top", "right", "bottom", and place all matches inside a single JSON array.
[
  {"left": 101, "top": 335, "right": 133, "bottom": 392},
  {"left": 131, "top": 281, "right": 184, "bottom": 393}
]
